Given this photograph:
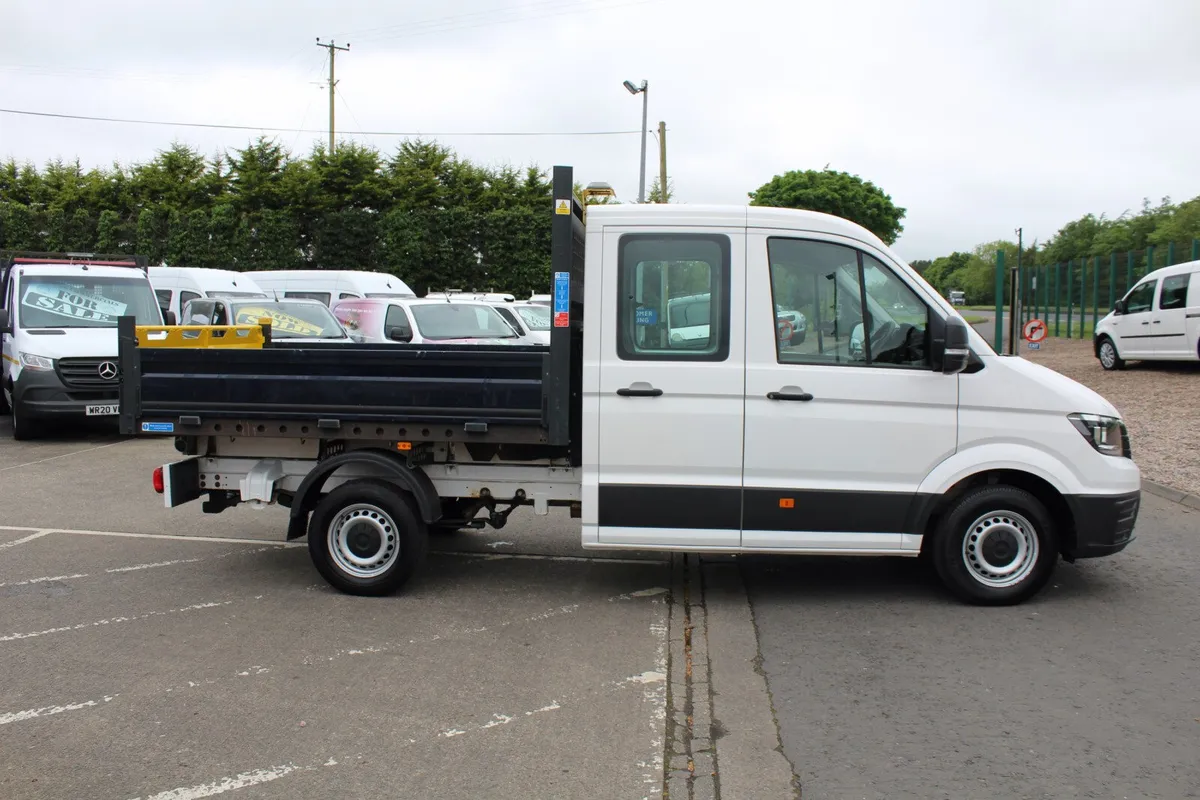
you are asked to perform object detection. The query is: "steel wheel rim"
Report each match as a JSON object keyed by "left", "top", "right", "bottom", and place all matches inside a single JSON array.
[
  {"left": 961, "top": 510, "right": 1039, "bottom": 588},
  {"left": 1100, "top": 342, "right": 1116, "bottom": 368},
  {"left": 328, "top": 503, "right": 399, "bottom": 578}
]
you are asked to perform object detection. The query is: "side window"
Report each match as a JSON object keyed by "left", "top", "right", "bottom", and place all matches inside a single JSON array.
[
  {"left": 286, "top": 291, "right": 331, "bottom": 305},
  {"left": 383, "top": 305, "right": 412, "bottom": 340},
  {"left": 1124, "top": 280, "right": 1156, "bottom": 314},
  {"left": 1158, "top": 275, "right": 1189, "bottom": 311},
  {"left": 766, "top": 238, "right": 930, "bottom": 368},
  {"left": 183, "top": 300, "right": 214, "bottom": 325},
  {"left": 860, "top": 255, "right": 930, "bottom": 366},
  {"left": 617, "top": 233, "right": 730, "bottom": 361},
  {"left": 154, "top": 289, "right": 172, "bottom": 314},
  {"left": 211, "top": 302, "right": 229, "bottom": 326},
  {"left": 180, "top": 291, "right": 200, "bottom": 309},
  {"left": 339, "top": 292, "right": 359, "bottom": 300}
]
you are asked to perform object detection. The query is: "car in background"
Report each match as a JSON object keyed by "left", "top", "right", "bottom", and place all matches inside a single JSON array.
[
  {"left": 148, "top": 266, "right": 267, "bottom": 322},
  {"left": 246, "top": 270, "right": 416, "bottom": 306},
  {"left": 948, "top": 290, "right": 966, "bottom": 306},
  {"left": 331, "top": 297, "right": 529, "bottom": 345},
  {"left": 1094, "top": 259, "right": 1200, "bottom": 370},
  {"left": 528, "top": 293, "right": 551, "bottom": 306},
  {"left": 774, "top": 304, "right": 808, "bottom": 346},
  {"left": 180, "top": 297, "right": 358, "bottom": 342},
  {"left": 490, "top": 302, "right": 551, "bottom": 345}
]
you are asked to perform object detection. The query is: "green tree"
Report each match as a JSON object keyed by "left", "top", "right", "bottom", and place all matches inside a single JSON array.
[{"left": 749, "top": 169, "right": 906, "bottom": 245}]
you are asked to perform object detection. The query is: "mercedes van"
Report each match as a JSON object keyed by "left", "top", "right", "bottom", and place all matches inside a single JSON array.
[
  {"left": 248, "top": 270, "right": 416, "bottom": 306},
  {"left": 148, "top": 266, "right": 268, "bottom": 321},
  {"left": 1, "top": 252, "right": 164, "bottom": 439}
]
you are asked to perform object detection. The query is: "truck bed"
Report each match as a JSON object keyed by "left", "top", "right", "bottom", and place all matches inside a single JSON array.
[{"left": 118, "top": 328, "right": 554, "bottom": 444}]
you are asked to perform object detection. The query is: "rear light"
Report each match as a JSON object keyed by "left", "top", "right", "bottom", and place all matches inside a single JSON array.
[{"left": 152, "top": 467, "right": 164, "bottom": 494}]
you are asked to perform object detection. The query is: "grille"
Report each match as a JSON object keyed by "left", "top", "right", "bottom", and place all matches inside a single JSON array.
[{"left": 56, "top": 357, "right": 120, "bottom": 390}]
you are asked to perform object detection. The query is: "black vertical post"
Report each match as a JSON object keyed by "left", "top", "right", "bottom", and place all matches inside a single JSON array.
[
  {"left": 547, "top": 166, "right": 584, "bottom": 460},
  {"left": 117, "top": 314, "right": 140, "bottom": 435}
]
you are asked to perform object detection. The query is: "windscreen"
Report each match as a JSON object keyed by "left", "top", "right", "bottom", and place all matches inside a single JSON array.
[
  {"left": 514, "top": 304, "right": 551, "bottom": 331},
  {"left": 18, "top": 275, "right": 161, "bottom": 328},
  {"left": 229, "top": 301, "right": 346, "bottom": 338},
  {"left": 409, "top": 303, "right": 518, "bottom": 340}
]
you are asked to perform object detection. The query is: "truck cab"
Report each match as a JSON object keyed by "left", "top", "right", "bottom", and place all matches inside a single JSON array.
[{"left": 1, "top": 252, "right": 163, "bottom": 439}]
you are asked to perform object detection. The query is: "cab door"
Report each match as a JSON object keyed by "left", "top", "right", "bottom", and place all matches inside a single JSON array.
[
  {"left": 591, "top": 227, "right": 747, "bottom": 549},
  {"left": 1112, "top": 278, "right": 1158, "bottom": 358},
  {"left": 740, "top": 232, "right": 958, "bottom": 552}
]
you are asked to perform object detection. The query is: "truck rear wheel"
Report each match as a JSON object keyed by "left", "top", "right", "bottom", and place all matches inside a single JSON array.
[
  {"left": 930, "top": 485, "right": 1058, "bottom": 606},
  {"left": 307, "top": 480, "right": 429, "bottom": 596}
]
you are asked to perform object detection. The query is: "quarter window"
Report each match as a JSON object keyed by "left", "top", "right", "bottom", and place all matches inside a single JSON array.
[
  {"left": 1159, "top": 275, "right": 1189, "bottom": 311},
  {"left": 1124, "top": 280, "right": 1156, "bottom": 314},
  {"left": 617, "top": 233, "right": 730, "bottom": 361},
  {"left": 766, "top": 238, "right": 930, "bottom": 368}
]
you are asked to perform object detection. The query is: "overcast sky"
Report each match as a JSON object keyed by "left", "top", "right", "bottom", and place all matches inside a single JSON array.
[{"left": 2, "top": 0, "right": 1199, "bottom": 260}]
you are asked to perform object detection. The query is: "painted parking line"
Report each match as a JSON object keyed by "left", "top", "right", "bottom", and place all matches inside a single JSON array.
[
  {"left": 0, "top": 600, "right": 239, "bottom": 644},
  {"left": 0, "top": 695, "right": 117, "bottom": 726},
  {"left": 0, "top": 525, "right": 303, "bottom": 548},
  {"left": 0, "top": 440, "right": 128, "bottom": 473},
  {"left": 0, "top": 530, "right": 53, "bottom": 550}
]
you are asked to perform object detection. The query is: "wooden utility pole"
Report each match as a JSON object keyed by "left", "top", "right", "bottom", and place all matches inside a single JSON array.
[
  {"left": 657, "top": 121, "right": 668, "bottom": 203},
  {"left": 315, "top": 38, "right": 350, "bottom": 155}
]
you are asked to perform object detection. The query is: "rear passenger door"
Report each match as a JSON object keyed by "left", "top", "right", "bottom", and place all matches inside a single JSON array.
[
  {"left": 592, "top": 228, "right": 746, "bottom": 549},
  {"left": 1152, "top": 273, "right": 1191, "bottom": 357}
]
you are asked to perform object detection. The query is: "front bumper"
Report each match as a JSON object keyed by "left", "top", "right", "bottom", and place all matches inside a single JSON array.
[
  {"left": 1065, "top": 490, "right": 1140, "bottom": 558},
  {"left": 13, "top": 370, "right": 119, "bottom": 420}
]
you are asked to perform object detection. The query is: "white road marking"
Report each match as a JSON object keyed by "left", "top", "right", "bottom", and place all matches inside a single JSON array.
[
  {"left": 484, "top": 540, "right": 515, "bottom": 549},
  {"left": 0, "top": 526, "right": 303, "bottom": 547},
  {"left": 129, "top": 763, "right": 300, "bottom": 800},
  {"left": 0, "top": 440, "right": 127, "bottom": 473},
  {"left": 0, "top": 530, "right": 53, "bottom": 550},
  {"left": 0, "top": 601, "right": 235, "bottom": 643},
  {"left": 0, "top": 573, "right": 88, "bottom": 589},
  {"left": 0, "top": 695, "right": 116, "bottom": 726},
  {"left": 106, "top": 558, "right": 204, "bottom": 573}
]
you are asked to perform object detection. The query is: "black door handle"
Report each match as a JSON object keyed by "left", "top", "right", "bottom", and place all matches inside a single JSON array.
[
  {"left": 1152, "top": 320, "right": 1161, "bottom": 324},
  {"left": 617, "top": 387, "right": 663, "bottom": 397},
  {"left": 767, "top": 391, "right": 814, "bottom": 401}
]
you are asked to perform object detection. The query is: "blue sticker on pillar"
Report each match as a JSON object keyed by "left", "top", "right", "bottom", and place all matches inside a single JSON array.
[
  {"left": 553, "top": 271, "right": 570, "bottom": 327},
  {"left": 635, "top": 307, "right": 657, "bottom": 325}
]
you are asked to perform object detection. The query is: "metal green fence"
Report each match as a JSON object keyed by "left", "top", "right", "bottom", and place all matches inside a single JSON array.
[{"left": 996, "top": 238, "right": 1199, "bottom": 348}]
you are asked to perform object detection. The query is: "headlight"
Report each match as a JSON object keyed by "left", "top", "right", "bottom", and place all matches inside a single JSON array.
[
  {"left": 18, "top": 352, "right": 55, "bottom": 371},
  {"left": 1068, "top": 413, "right": 1130, "bottom": 458}
]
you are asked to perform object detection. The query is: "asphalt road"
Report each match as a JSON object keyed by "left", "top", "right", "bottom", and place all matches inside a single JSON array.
[
  {"left": 3, "top": 421, "right": 1195, "bottom": 799},
  {"left": 0, "top": 422, "right": 675, "bottom": 800},
  {"left": 740, "top": 492, "right": 1199, "bottom": 799}
]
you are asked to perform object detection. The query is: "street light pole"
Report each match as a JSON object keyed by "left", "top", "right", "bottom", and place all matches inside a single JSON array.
[{"left": 623, "top": 79, "right": 648, "bottom": 203}]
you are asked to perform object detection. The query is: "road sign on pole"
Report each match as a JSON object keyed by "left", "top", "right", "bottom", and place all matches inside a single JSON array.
[{"left": 1023, "top": 318, "right": 1047, "bottom": 346}]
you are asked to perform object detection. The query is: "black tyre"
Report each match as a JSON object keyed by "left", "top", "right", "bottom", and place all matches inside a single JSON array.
[
  {"left": 930, "top": 485, "right": 1058, "bottom": 606},
  {"left": 307, "top": 480, "right": 429, "bottom": 596},
  {"left": 11, "top": 401, "right": 44, "bottom": 441},
  {"left": 1097, "top": 336, "right": 1124, "bottom": 371},
  {"left": 0, "top": 381, "right": 9, "bottom": 415}
]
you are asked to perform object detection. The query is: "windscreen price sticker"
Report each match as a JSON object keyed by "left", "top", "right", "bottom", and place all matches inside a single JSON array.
[
  {"left": 22, "top": 285, "right": 127, "bottom": 323},
  {"left": 1023, "top": 318, "right": 1047, "bottom": 348}
]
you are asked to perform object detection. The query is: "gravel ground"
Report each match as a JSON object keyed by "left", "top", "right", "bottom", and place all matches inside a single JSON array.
[{"left": 1021, "top": 339, "right": 1200, "bottom": 496}]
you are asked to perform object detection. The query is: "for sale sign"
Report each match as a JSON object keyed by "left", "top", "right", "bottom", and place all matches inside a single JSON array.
[{"left": 22, "top": 285, "right": 127, "bottom": 323}]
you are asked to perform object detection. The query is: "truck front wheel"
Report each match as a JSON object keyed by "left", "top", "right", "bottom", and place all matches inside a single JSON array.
[
  {"left": 930, "top": 485, "right": 1058, "bottom": 606},
  {"left": 307, "top": 480, "right": 429, "bottom": 596}
]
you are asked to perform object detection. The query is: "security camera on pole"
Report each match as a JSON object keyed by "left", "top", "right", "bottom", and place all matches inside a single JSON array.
[{"left": 623, "top": 79, "right": 648, "bottom": 203}]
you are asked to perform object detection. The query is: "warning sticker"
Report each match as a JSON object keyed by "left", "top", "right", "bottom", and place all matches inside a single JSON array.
[
  {"left": 553, "top": 271, "right": 570, "bottom": 328},
  {"left": 235, "top": 307, "right": 324, "bottom": 336},
  {"left": 22, "top": 285, "right": 127, "bottom": 323},
  {"left": 555, "top": 198, "right": 571, "bottom": 215}
]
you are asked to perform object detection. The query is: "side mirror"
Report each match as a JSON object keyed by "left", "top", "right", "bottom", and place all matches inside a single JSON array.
[
  {"left": 941, "top": 316, "right": 971, "bottom": 375},
  {"left": 0, "top": 308, "right": 10, "bottom": 335},
  {"left": 1113, "top": 299, "right": 1127, "bottom": 315},
  {"left": 386, "top": 326, "right": 412, "bottom": 343},
  {"left": 163, "top": 310, "right": 177, "bottom": 325}
]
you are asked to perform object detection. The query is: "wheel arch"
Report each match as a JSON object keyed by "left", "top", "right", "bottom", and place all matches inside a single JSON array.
[
  {"left": 286, "top": 449, "right": 441, "bottom": 540},
  {"left": 917, "top": 468, "right": 1076, "bottom": 559}
]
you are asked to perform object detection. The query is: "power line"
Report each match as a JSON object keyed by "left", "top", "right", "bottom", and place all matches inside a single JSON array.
[{"left": 0, "top": 107, "right": 640, "bottom": 137}]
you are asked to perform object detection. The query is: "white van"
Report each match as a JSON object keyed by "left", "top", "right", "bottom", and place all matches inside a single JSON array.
[
  {"left": 1, "top": 253, "right": 164, "bottom": 439},
  {"left": 148, "top": 266, "right": 267, "bottom": 322},
  {"left": 1094, "top": 260, "right": 1200, "bottom": 369},
  {"left": 248, "top": 270, "right": 416, "bottom": 306}
]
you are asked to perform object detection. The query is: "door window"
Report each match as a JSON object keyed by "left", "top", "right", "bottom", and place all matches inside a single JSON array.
[
  {"left": 617, "top": 233, "right": 730, "bottom": 361},
  {"left": 1158, "top": 275, "right": 1189, "bottom": 311},
  {"left": 180, "top": 291, "right": 200, "bottom": 308},
  {"left": 1124, "top": 280, "right": 1156, "bottom": 314},
  {"left": 384, "top": 305, "right": 412, "bottom": 341},
  {"left": 155, "top": 289, "right": 172, "bottom": 314},
  {"left": 766, "top": 239, "right": 930, "bottom": 367}
]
